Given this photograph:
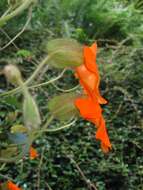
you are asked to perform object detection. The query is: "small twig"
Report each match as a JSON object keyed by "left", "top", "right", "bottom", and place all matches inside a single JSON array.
[
  {"left": 1, "top": 6, "right": 12, "bottom": 17},
  {"left": 0, "top": 163, "right": 6, "bottom": 171},
  {"left": 46, "top": 182, "right": 53, "bottom": 190},
  {"left": 108, "top": 102, "right": 124, "bottom": 122},
  {"left": 114, "top": 86, "right": 138, "bottom": 112},
  {"left": 0, "top": 7, "right": 32, "bottom": 51},
  {"left": 37, "top": 147, "right": 45, "bottom": 190},
  {"left": 0, "top": 174, "right": 14, "bottom": 181},
  {"left": 0, "top": 0, "right": 35, "bottom": 26},
  {"left": 52, "top": 83, "right": 79, "bottom": 93},
  {"left": 68, "top": 156, "right": 98, "bottom": 190},
  {"left": 42, "top": 118, "right": 77, "bottom": 133},
  {"left": 35, "top": 65, "right": 49, "bottom": 84},
  {"left": 28, "top": 69, "right": 66, "bottom": 89},
  {"left": 110, "top": 36, "right": 131, "bottom": 63},
  {"left": 0, "top": 28, "right": 18, "bottom": 50}
]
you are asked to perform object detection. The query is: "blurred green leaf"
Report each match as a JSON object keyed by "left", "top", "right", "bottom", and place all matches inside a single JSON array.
[
  {"left": 0, "top": 147, "right": 17, "bottom": 158},
  {"left": 16, "top": 49, "right": 32, "bottom": 58}
]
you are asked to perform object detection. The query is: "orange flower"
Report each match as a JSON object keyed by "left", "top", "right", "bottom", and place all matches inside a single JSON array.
[
  {"left": 7, "top": 181, "right": 22, "bottom": 190},
  {"left": 29, "top": 146, "right": 38, "bottom": 160},
  {"left": 74, "top": 42, "right": 111, "bottom": 152},
  {"left": 75, "top": 43, "right": 107, "bottom": 104},
  {"left": 75, "top": 97, "right": 111, "bottom": 152}
]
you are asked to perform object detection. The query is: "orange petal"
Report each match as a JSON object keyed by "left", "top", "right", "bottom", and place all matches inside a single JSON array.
[
  {"left": 75, "top": 97, "right": 111, "bottom": 152},
  {"left": 95, "top": 89, "right": 108, "bottom": 105},
  {"left": 96, "top": 117, "right": 111, "bottom": 150},
  {"left": 75, "top": 97, "right": 102, "bottom": 121},
  {"left": 76, "top": 45, "right": 107, "bottom": 104},
  {"left": 101, "top": 142, "right": 110, "bottom": 153},
  {"left": 75, "top": 66, "right": 107, "bottom": 104},
  {"left": 84, "top": 43, "right": 98, "bottom": 73},
  {"left": 7, "top": 181, "right": 22, "bottom": 190},
  {"left": 90, "top": 42, "right": 98, "bottom": 56},
  {"left": 76, "top": 64, "right": 96, "bottom": 91},
  {"left": 29, "top": 146, "right": 38, "bottom": 160},
  {"left": 83, "top": 43, "right": 107, "bottom": 104}
]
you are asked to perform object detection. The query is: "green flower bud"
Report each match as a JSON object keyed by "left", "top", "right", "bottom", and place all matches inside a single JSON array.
[
  {"left": 4, "top": 64, "right": 22, "bottom": 86},
  {"left": 23, "top": 93, "right": 41, "bottom": 130},
  {"left": 48, "top": 93, "right": 79, "bottom": 121},
  {"left": 46, "top": 38, "right": 83, "bottom": 68}
]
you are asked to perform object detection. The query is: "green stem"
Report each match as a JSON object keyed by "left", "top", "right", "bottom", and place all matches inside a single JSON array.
[
  {"left": 0, "top": 163, "right": 6, "bottom": 171},
  {"left": 0, "top": 49, "right": 69, "bottom": 97},
  {"left": 52, "top": 83, "right": 79, "bottom": 93},
  {"left": 0, "top": 0, "right": 35, "bottom": 27},
  {"left": 34, "top": 115, "right": 54, "bottom": 139},
  {"left": 42, "top": 118, "right": 77, "bottom": 132},
  {"left": 0, "top": 55, "right": 51, "bottom": 97},
  {"left": 29, "top": 69, "right": 66, "bottom": 89}
]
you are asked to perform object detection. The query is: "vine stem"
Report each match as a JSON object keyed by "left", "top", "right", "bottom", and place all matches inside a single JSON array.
[
  {"left": 0, "top": 6, "right": 32, "bottom": 51},
  {"left": 41, "top": 118, "right": 77, "bottom": 133},
  {"left": 34, "top": 117, "right": 76, "bottom": 142},
  {"left": 51, "top": 83, "right": 79, "bottom": 93},
  {"left": 0, "top": 0, "right": 36, "bottom": 26},
  {"left": 0, "top": 55, "right": 51, "bottom": 97},
  {"left": 0, "top": 51, "right": 68, "bottom": 97},
  {"left": 1, "top": 6, "right": 12, "bottom": 17},
  {"left": 29, "top": 69, "right": 66, "bottom": 89}
]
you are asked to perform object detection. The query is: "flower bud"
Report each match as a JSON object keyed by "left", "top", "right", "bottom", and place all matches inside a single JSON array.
[
  {"left": 4, "top": 64, "right": 22, "bottom": 86},
  {"left": 23, "top": 92, "right": 41, "bottom": 130},
  {"left": 46, "top": 38, "right": 83, "bottom": 68},
  {"left": 48, "top": 93, "right": 79, "bottom": 121}
]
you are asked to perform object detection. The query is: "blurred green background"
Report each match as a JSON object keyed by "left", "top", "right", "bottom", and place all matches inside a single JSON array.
[{"left": 0, "top": 0, "right": 143, "bottom": 189}]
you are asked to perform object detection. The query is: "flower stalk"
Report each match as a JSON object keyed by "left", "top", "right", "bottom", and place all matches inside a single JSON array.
[{"left": 0, "top": 0, "right": 36, "bottom": 27}]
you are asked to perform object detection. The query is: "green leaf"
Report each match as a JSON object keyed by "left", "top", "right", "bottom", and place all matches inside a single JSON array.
[
  {"left": 3, "top": 96, "right": 21, "bottom": 108},
  {"left": 16, "top": 49, "right": 32, "bottom": 58},
  {"left": 0, "top": 147, "right": 18, "bottom": 158}
]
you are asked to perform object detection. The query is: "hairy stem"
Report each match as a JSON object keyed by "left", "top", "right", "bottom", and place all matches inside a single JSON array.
[{"left": 0, "top": 0, "right": 35, "bottom": 27}]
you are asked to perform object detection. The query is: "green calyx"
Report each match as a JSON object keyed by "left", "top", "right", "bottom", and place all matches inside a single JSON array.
[
  {"left": 45, "top": 38, "right": 83, "bottom": 68},
  {"left": 48, "top": 93, "right": 79, "bottom": 121}
]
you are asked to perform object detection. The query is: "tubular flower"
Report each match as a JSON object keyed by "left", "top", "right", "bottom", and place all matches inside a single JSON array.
[
  {"left": 75, "top": 43, "right": 107, "bottom": 104},
  {"left": 7, "top": 181, "right": 22, "bottom": 190},
  {"left": 74, "top": 43, "right": 111, "bottom": 153},
  {"left": 29, "top": 146, "right": 38, "bottom": 160}
]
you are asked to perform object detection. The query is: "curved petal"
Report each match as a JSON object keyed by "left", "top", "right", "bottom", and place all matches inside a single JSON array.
[
  {"left": 76, "top": 64, "right": 97, "bottom": 91},
  {"left": 90, "top": 42, "right": 98, "bottom": 56},
  {"left": 7, "top": 181, "right": 22, "bottom": 190},
  {"left": 101, "top": 142, "right": 110, "bottom": 153},
  {"left": 75, "top": 97, "right": 101, "bottom": 120},
  {"left": 96, "top": 117, "right": 111, "bottom": 151},
  {"left": 84, "top": 44, "right": 98, "bottom": 73},
  {"left": 76, "top": 65, "right": 107, "bottom": 104}
]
